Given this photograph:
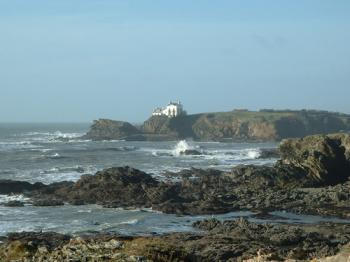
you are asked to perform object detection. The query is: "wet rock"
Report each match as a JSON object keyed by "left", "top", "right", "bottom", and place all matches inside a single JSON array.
[
  {"left": 55, "top": 166, "right": 159, "bottom": 207},
  {"left": 4, "top": 200, "right": 24, "bottom": 207},
  {"left": 259, "top": 148, "right": 280, "bottom": 159},
  {"left": 12, "top": 134, "right": 350, "bottom": 218},
  {"left": 32, "top": 199, "right": 64, "bottom": 207},
  {"left": 180, "top": 149, "right": 202, "bottom": 156},
  {"left": 0, "top": 180, "right": 45, "bottom": 194}
]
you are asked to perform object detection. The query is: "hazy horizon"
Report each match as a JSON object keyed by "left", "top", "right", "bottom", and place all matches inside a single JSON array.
[{"left": 1, "top": 1, "right": 349, "bottom": 123}]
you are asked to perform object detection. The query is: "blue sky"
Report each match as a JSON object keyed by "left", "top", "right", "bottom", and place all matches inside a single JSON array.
[{"left": 0, "top": 1, "right": 349, "bottom": 122}]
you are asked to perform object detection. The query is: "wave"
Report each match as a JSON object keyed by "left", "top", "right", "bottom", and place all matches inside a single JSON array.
[
  {"left": 117, "top": 219, "right": 139, "bottom": 225},
  {"left": 103, "top": 146, "right": 138, "bottom": 152},
  {"left": 39, "top": 166, "right": 86, "bottom": 175},
  {"left": 0, "top": 194, "right": 30, "bottom": 204},
  {"left": 34, "top": 165, "right": 98, "bottom": 184},
  {"left": 220, "top": 148, "right": 261, "bottom": 160},
  {"left": 148, "top": 141, "right": 261, "bottom": 162},
  {"left": 148, "top": 140, "right": 201, "bottom": 157},
  {"left": 16, "top": 131, "right": 86, "bottom": 144},
  {"left": 48, "top": 153, "right": 64, "bottom": 159},
  {"left": 32, "top": 152, "right": 68, "bottom": 160},
  {"left": 173, "top": 140, "right": 194, "bottom": 156},
  {"left": 0, "top": 141, "right": 42, "bottom": 151}
]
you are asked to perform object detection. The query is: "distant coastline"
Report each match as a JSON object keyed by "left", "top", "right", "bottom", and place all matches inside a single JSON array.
[{"left": 83, "top": 109, "right": 350, "bottom": 142}]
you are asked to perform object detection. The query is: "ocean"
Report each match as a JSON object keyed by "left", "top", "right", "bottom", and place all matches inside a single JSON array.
[{"left": 2, "top": 123, "right": 346, "bottom": 237}]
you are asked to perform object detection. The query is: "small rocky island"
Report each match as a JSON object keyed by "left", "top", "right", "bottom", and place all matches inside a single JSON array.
[
  {"left": 83, "top": 103, "right": 350, "bottom": 141},
  {"left": 1, "top": 133, "right": 350, "bottom": 261}
]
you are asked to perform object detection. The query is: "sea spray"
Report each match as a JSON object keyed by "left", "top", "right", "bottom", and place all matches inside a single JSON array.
[
  {"left": 246, "top": 149, "right": 261, "bottom": 159},
  {"left": 173, "top": 140, "right": 193, "bottom": 156}
]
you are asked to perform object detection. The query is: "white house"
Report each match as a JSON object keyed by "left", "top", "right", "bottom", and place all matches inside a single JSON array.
[{"left": 152, "top": 101, "right": 185, "bottom": 118}]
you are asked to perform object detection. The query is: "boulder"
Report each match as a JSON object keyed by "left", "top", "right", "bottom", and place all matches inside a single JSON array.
[
  {"left": 4, "top": 201, "right": 25, "bottom": 207},
  {"left": 83, "top": 119, "right": 140, "bottom": 141},
  {"left": 279, "top": 134, "right": 350, "bottom": 186},
  {"left": 55, "top": 166, "right": 159, "bottom": 207},
  {"left": 180, "top": 149, "right": 202, "bottom": 156}
]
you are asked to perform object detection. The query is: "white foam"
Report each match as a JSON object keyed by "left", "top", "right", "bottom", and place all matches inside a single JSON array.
[
  {"left": 118, "top": 219, "right": 139, "bottom": 225},
  {"left": 246, "top": 149, "right": 261, "bottom": 159},
  {"left": 51, "top": 153, "right": 61, "bottom": 158},
  {"left": 17, "top": 131, "right": 85, "bottom": 143},
  {"left": 35, "top": 171, "right": 82, "bottom": 184},
  {"left": 0, "top": 194, "right": 30, "bottom": 204},
  {"left": 34, "top": 165, "right": 98, "bottom": 184},
  {"left": 173, "top": 140, "right": 195, "bottom": 156}
]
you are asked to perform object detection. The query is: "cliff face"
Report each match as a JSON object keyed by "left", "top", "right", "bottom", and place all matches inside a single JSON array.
[
  {"left": 142, "top": 110, "right": 350, "bottom": 141},
  {"left": 84, "top": 119, "right": 139, "bottom": 140},
  {"left": 142, "top": 114, "right": 201, "bottom": 138},
  {"left": 85, "top": 110, "right": 350, "bottom": 141}
]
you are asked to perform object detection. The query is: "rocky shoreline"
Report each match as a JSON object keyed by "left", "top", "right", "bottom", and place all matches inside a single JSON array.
[
  {"left": 1, "top": 219, "right": 350, "bottom": 261},
  {"left": 2, "top": 133, "right": 350, "bottom": 218},
  {"left": 1, "top": 133, "right": 350, "bottom": 261}
]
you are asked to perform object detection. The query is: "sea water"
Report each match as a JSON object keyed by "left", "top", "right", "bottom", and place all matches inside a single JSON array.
[{"left": 2, "top": 123, "right": 341, "bottom": 236}]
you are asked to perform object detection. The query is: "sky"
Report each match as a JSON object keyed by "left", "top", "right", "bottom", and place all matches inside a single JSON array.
[{"left": 0, "top": 1, "right": 349, "bottom": 123}]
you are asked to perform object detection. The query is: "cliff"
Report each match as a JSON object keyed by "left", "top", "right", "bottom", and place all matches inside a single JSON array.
[
  {"left": 142, "top": 110, "right": 350, "bottom": 141},
  {"left": 85, "top": 110, "right": 350, "bottom": 141}
]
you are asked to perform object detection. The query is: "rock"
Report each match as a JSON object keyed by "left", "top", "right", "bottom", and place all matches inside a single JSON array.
[
  {"left": 104, "top": 239, "right": 123, "bottom": 249},
  {"left": 32, "top": 199, "right": 64, "bottom": 207},
  {"left": 0, "top": 180, "right": 45, "bottom": 194},
  {"left": 6, "top": 232, "right": 71, "bottom": 251},
  {"left": 180, "top": 149, "right": 202, "bottom": 156},
  {"left": 83, "top": 119, "right": 140, "bottom": 141},
  {"left": 259, "top": 148, "right": 280, "bottom": 159},
  {"left": 279, "top": 134, "right": 350, "bottom": 186},
  {"left": 84, "top": 110, "right": 350, "bottom": 142},
  {"left": 4, "top": 201, "right": 24, "bottom": 207},
  {"left": 1, "top": 222, "right": 349, "bottom": 261},
  {"left": 54, "top": 166, "right": 159, "bottom": 207},
  {"left": 10, "top": 134, "right": 350, "bottom": 218}
]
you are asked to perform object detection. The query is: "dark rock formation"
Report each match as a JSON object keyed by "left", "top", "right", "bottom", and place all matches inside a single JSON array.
[
  {"left": 4, "top": 201, "right": 24, "bottom": 207},
  {"left": 53, "top": 166, "right": 159, "bottom": 207},
  {"left": 259, "top": 148, "right": 280, "bottom": 159},
  {"left": 279, "top": 134, "right": 350, "bottom": 186},
  {"left": 32, "top": 199, "right": 64, "bottom": 207},
  {"left": 188, "top": 218, "right": 349, "bottom": 261},
  {"left": 0, "top": 180, "right": 45, "bottom": 194},
  {"left": 180, "top": 149, "right": 202, "bottom": 156},
  {"left": 83, "top": 119, "right": 139, "bottom": 140}
]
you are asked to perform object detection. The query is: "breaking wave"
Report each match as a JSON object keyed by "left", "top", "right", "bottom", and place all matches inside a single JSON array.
[
  {"left": 16, "top": 131, "right": 87, "bottom": 143},
  {"left": 0, "top": 194, "right": 30, "bottom": 204},
  {"left": 173, "top": 140, "right": 194, "bottom": 156}
]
